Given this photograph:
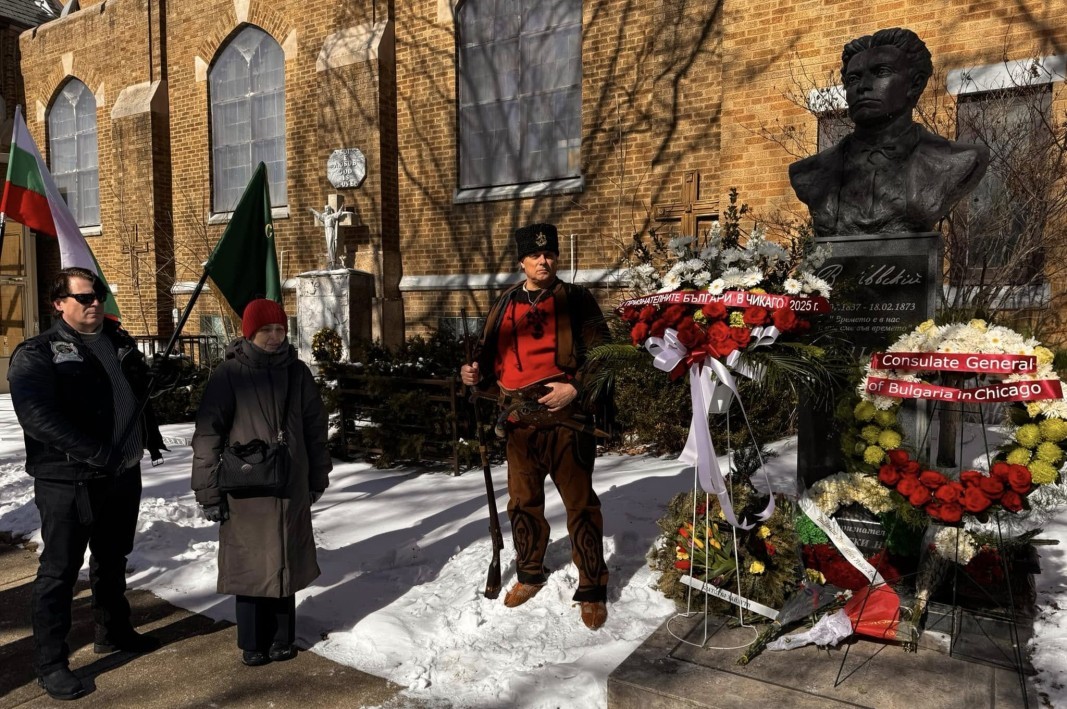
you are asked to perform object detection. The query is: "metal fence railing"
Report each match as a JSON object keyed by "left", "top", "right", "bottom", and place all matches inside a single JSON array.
[{"left": 129, "top": 334, "right": 227, "bottom": 370}]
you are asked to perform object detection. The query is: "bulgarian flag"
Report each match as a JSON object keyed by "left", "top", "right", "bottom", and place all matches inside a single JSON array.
[{"left": 1, "top": 105, "right": 120, "bottom": 320}]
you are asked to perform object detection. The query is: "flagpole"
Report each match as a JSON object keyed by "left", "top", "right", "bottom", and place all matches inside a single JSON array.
[
  {"left": 114, "top": 267, "right": 210, "bottom": 463},
  {"left": 0, "top": 212, "right": 6, "bottom": 339}
]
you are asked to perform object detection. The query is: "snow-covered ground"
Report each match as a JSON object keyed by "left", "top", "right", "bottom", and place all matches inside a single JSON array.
[{"left": 0, "top": 394, "right": 1063, "bottom": 708}]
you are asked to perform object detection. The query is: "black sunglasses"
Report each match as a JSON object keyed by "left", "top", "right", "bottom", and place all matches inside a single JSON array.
[{"left": 62, "top": 291, "right": 106, "bottom": 306}]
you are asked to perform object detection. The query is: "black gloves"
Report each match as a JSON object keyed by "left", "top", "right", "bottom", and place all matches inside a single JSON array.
[
  {"left": 202, "top": 502, "right": 229, "bottom": 523},
  {"left": 149, "top": 353, "right": 183, "bottom": 390},
  {"left": 310, "top": 491, "right": 324, "bottom": 504}
]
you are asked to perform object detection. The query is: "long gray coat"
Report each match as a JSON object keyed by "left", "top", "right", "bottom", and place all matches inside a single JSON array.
[{"left": 191, "top": 339, "right": 331, "bottom": 597}]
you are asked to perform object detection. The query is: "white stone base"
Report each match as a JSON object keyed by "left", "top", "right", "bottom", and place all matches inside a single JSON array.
[{"left": 296, "top": 269, "right": 375, "bottom": 363}]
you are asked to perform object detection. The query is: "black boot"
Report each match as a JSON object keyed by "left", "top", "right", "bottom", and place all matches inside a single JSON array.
[
  {"left": 242, "top": 650, "right": 271, "bottom": 666},
  {"left": 268, "top": 641, "right": 296, "bottom": 662},
  {"left": 37, "top": 667, "right": 87, "bottom": 700}
]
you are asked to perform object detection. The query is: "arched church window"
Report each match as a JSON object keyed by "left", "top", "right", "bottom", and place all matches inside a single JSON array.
[{"left": 48, "top": 79, "right": 100, "bottom": 227}]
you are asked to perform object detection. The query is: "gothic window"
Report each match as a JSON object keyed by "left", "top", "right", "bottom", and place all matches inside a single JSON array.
[
  {"left": 457, "top": 0, "right": 582, "bottom": 189},
  {"left": 209, "top": 25, "right": 286, "bottom": 212},
  {"left": 955, "top": 86, "right": 1052, "bottom": 282},
  {"left": 48, "top": 79, "right": 99, "bottom": 227}
]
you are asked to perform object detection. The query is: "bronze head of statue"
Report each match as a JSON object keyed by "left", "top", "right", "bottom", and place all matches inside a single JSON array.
[{"left": 789, "top": 28, "right": 989, "bottom": 237}]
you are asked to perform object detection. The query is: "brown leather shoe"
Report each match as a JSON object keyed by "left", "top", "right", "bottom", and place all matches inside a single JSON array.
[
  {"left": 503, "top": 582, "right": 545, "bottom": 608},
  {"left": 581, "top": 601, "right": 607, "bottom": 630}
]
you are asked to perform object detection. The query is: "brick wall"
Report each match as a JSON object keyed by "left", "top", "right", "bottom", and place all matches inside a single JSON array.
[{"left": 14, "top": 0, "right": 1067, "bottom": 344}]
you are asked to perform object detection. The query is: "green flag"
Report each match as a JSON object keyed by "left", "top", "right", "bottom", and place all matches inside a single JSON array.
[{"left": 204, "top": 162, "right": 281, "bottom": 316}]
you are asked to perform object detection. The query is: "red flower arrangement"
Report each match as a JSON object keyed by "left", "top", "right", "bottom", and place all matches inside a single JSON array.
[
  {"left": 877, "top": 449, "right": 1033, "bottom": 522},
  {"left": 802, "top": 543, "right": 905, "bottom": 591}
]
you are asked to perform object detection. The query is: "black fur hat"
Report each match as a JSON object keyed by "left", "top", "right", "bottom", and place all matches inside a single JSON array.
[{"left": 514, "top": 223, "right": 559, "bottom": 261}]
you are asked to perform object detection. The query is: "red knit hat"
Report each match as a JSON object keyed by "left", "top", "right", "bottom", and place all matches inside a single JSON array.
[{"left": 241, "top": 298, "right": 288, "bottom": 339}]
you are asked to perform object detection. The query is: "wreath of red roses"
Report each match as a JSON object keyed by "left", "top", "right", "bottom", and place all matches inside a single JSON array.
[{"left": 876, "top": 449, "right": 1034, "bottom": 524}]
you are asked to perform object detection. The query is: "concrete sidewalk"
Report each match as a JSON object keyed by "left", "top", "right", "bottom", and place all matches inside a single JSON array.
[{"left": 0, "top": 542, "right": 419, "bottom": 708}]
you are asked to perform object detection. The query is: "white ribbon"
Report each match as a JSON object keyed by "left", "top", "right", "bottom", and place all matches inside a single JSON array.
[
  {"left": 679, "top": 574, "right": 779, "bottom": 620},
  {"left": 798, "top": 496, "right": 885, "bottom": 586},
  {"left": 646, "top": 327, "right": 781, "bottom": 530}
]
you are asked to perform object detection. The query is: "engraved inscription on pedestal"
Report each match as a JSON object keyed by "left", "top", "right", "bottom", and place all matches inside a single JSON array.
[{"left": 327, "top": 148, "right": 367, "bottom": 189}]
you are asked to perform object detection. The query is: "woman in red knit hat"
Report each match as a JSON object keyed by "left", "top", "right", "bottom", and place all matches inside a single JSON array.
[{"left": 191, "top": 298, "right": 332, "bottom": 666}]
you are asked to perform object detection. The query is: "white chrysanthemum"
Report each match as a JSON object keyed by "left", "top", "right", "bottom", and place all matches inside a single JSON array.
[
  {"left": 755, "top": 239, "right": 789, "bottom": 262},
  {"left": 741, "top": 268, "right": 763, "bottom": 287},
  {"left": 668, "top": 235, "right": 695, "bottom": 254},
  {"left": 721, "top": 268, "right": 746, "bottom": 288},
  {"left": 627, "top": 264, "right": 660, "bottom": 293},
  {"left": 932, "top": 527, "right": 979, "bottom": 566},
  {"left": 802, "top": 244, "right": 832, "bottom": 270},
  {"left": 800, "top": 273, "right": 832, "bottom": 296},
  {"left": 699, "top": 245, "right": 720, "bottom": 261},
  {"left": 721, "top": 249, "right": 744, "bottom": 266},
  {"left": 660, "top": 272, "right": 683, "bottom": 292},
  {"left": 783, "top": 277, "right": 802, "bottom": 294},
  {"left": 691, "top": 270, "right": 712, "bottom": 287},
  {"left": 708, "top": 278, "right": 726, "bottom": 296}
]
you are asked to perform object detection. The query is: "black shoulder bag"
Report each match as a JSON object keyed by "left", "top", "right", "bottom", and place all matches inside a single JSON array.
[{"left": 217, "top": 364, "right": 294, "bottom": 497}]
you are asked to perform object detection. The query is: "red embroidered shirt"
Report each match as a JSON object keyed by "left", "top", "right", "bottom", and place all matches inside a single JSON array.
[{"left": 495, "top": 295, "right": 564, "bottom": 389}]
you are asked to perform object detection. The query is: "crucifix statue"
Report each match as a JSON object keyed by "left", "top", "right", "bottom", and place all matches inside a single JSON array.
[{"left": 308, "top": 194, "right": 355, "bottom": 269}]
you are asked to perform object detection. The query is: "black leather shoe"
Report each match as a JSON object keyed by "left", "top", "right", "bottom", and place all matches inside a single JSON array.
[
  {"left": 94, "top": 630, "right": 162, "bottom": 654},
  {"left": 37, "top": 667, "right": 87, "bottom": 701},
  {"left": 242, "top": 650, "right": 271, "bottom": 666},
  {"left": 268, "top": 641, "right": 296, "bottom": 662}
]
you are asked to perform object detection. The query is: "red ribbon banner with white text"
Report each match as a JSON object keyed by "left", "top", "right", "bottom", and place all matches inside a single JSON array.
[
  {"left": 865, "top": 377, "right": 1063, "bottom": 403},
  {"left": 617, "top": 289, "right": 831, "bottom": 314},
  {"left": 870, "top": 351, "right": 1037, "bottom": 375}
]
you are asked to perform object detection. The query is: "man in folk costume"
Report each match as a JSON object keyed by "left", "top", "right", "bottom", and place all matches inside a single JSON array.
[{"left": 461, "top": 223, "right": 611, "bottom": 629}]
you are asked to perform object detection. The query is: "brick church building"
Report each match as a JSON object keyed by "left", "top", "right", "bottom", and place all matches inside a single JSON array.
[{"left": 4, "top": 0, "right": 1066, "bottom": 359}]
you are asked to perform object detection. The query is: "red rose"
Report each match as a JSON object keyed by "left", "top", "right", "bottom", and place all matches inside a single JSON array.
[
  {"left": 990, "top": 461, "right": 1012, "bottom": 481},
  {"left": 706, "top": 321, "right": 732, "bottom": 346},
  {"left": 1007, "top": 465, "right": 1032, "bottom": 494},
  {"left": 909, "top": 486, "right": 932, "bottom": 507},
  {"left": 919, "top": 470, "right": 948, "bottom": 489},
  {"left": 662, "top": 304, "right": 687, "bottom": 327},
  {"left": 701, "top": 301, "right": 727, "bottom": 320},
  {"left": 676, "top": 320, "right": 706, "bottom": 348},
  {"left": 937, "top": 501, "right": 963, "bottom": 523},
  {"left": 730, "top": 327, "right": 752, "bottom": 349},
  {"left": 1000, "top": 490, "right": 1024, "bottom": 512},
  {"left": 901, "top": 461, "right": 921, "bottom": 476},
  {"left": 765, "top": 541, "right": 777, "bottom": 556},
  {"left": 961, "top": 486, "right": 992, "bottom": 513},
  {"left": 896, "top": 475, "right": 922, "bottom": 497},
  {"left": 934, "top": 481, "right": 964, "bottom": 503},
  {"left": 650, "top": 319, "right": 668, "bottom": 338},
  {"left": 638, "top": 305, "right": 658, "bottom": 323},
  {"left": 742, "top": 306, "right": 770, "bottom": 326},
  {"left": 674, "top": 559, "right": 691, "bottom": 570},
  {"left": 631, "top": 322, "right": 651, "bottom": 346},
  {"left": 878, "top": 464, "right": 901, "bottom": 486},
  {"left": 771, "top": 307, "right": 798, "bottom": 332},
  {"left": 959, "top": 469, "right": 984, "bottom": 486},
  {"left": 978, "top": 476, "right": 1005, "bottom": 498},
  {"left": 887, "top": 449, "right": 910, "bottom": 466}
]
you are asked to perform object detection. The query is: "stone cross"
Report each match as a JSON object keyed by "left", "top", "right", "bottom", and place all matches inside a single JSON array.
[
  {"left": 308, "top": 194, "right": 355, "bottom": 269},
  {"left": 121, "top": 224, "right": 150, "bottom": 287}
]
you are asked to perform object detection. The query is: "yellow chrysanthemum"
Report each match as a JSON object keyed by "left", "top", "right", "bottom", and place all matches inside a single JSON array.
[
  {"left": 1006, "top": 447, "right": 1033, "bottom": 466},
  {"left": 853, "top": 400, "right": 877, "bottom": 423},
  {"left": 693, "top": 310, "right": 707, "bottom": 324},
  {"left": 1035, "top": 346, "right": 1055, "bottom": 366},
  {"left": 863, "top": 445, "right": 886, "bottom": 465},
  {"left": 917, "top": 320, "right": 935, "bottom": 333},
  {"left": 756, "top": 526, "right": 771, "bottom": 539},
  {"left": 1028, "top": 402, "right": 1045, "bottom": 417},
  {"left": 748, "top": 560, "right": 766, "bottom": 574},
  {"left": 873, "top": 409, "right": 898, "bottom": 427},
  {"left": 968, "top": 319, "right": 988, "bottom": 332},
  {"left": 729, "top": 311, "right": 746, "bottom": 328},
  {"left": 1028, "top": 460, "right": 1059, "bottom": 485},
  {"left": 1040, "top": 418, "right": 1067, "bottom": 443},
  {"left": 860, "top": 425, "right": 882, "bottom": 444},
  {"left": 877, "top": 429, "right": 902, "bottom": 450},
  {"left": 749, "top": 288, "right": 767, "bottom": 294},
  {"left": 1035, "top": 441, "right": 1064, "bottom": 465},
  {"left": 1016, "top": 424, "right": 1042, "bottom": 449},
  {"left": 805, "top": 568, "right": 827, "bottom": 585}
]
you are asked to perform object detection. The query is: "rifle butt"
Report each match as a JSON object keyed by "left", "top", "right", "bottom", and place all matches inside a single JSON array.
[{"left": 485, "top": 556, "right": 502, "bottom": 599}]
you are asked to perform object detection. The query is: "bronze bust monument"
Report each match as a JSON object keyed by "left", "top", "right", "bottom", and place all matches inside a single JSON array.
[{"left": 789, "top": 28, "right": 989, "bottom": 237}]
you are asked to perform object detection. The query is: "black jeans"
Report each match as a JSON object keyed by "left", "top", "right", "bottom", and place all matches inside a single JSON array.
[
  {"left": 31, "top": 468, "right": 142, "bottom": 675},
  {"left": 235, "top": 595, "right": 296, "bottom": 652}
]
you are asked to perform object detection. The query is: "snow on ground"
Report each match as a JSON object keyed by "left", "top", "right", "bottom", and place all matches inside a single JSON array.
[{"left": 0, "top": 395, "right": 1064, "bottom": 708}]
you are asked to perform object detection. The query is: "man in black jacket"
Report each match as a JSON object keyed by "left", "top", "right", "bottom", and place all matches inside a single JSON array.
[{"left": 8, "top": 267, "right": 166, "bottom": 700}]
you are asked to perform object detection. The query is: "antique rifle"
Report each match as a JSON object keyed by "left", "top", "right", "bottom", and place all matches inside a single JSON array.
[{"left": 462, "top": 310, "right": 504, "bottom": 599}]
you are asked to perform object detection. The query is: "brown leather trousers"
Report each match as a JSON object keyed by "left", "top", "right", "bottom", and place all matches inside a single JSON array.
[{"left": 505, "top": 423, "right": 608, "bottom": 602}]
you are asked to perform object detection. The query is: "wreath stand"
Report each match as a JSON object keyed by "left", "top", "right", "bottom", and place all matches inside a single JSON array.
[
  {"left": 668, "top": 389, "right": 769, "bottom": 652},
  {"left": 838, "top": 397, "right": 1033, "bottom": 707}
]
